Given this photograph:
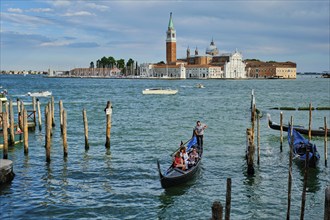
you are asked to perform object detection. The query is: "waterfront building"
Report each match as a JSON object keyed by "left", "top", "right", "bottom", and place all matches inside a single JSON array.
[
  {"left": 246, "top": 61, "right": 297, "bottom": 79},
  {"left": 69, "top": 67, "right": 121, "bottom": 77},
  {"left": 149, "top": 12, "right": 246, "bottom": 79}
]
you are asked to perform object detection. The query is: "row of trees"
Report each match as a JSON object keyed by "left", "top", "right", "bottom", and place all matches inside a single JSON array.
[{"left": 89, "top": 56, "right": 139, "bottom": 75}]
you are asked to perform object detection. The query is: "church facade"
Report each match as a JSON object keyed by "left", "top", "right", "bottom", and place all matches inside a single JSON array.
[{"left": 144, "top": 13, "right": 247, "bottom": 79}]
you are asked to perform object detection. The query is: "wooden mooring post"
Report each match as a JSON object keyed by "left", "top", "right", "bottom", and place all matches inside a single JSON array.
[
  {"left": 287, "top": 116, "right": 294, "bottom": 220},
  {"left": 37, "top": 98, "right": 42, "bottom": 131},
  {"left": 300, "top": 148, "right": 309, "bottom": 220},
  {"left": 83, "top": 109, "right": 89, "bottom": 150},
  {"left": 325, "top": 117, "right": 328, "bottom": 167},
  {"left": 280, "top": 112, "right": 283, "bottom": 152},
  {"left": 325, "top": 186, "right": 330, "bottom": 220},
  {"left": 257, "top": 113, "right": 260, "bottom": 165},
  {"left": 308, "top": 103, "right": 312, "bottom": 141},
  {"left": 2, "top": 112, "right": 9, "bottom": 159},
  {"left": 212, "top": 201, "right": 223, "bottom": 220},
  {"left": 51, "top": 96, "right": 55, "bottom": 127},
  {"left": 23, "top": 109, "right": 28, "bottom": 155},
  {"left": 246, "top": 128, "right": 255, "bottom": 175},
  {"left": 9, "top": 100, "right": 15, "bottom": 146},
  {"left": 62, "top": 109, "right": 68, "bottom": 158},
  {"left": 45, "top": 103, "right": 51, "bottom": 163},
  {"left": 225, "top": 178, "right": 231, "bottom": 220},
  {"left": 59, "top": 100, "right": 63, "bottom": 134},
  {"left": 105, "top": 101, "right": 112, "bottom": 149}
]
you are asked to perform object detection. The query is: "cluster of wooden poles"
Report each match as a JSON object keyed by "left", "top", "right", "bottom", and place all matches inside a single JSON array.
[
  {"left": 244, "top": 89, "right": 329, "bottom": 220},
  {"left": 1, "top": 97, "right": 113, "bottom": 163}
]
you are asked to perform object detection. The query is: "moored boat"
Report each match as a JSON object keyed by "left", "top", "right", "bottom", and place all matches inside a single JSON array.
[
  {"left": 288, "top": 127, "right": 320, "bottom": 167},
  {"left": 268, "top": 115, "right": 329, "bottom": 137},
  {"left": 0, "top": 90, "right": 8, "bottom": 102},
  {"left": 157, "top": 136, "right": 202, "bottom": 188},
  {"left": 142, "top": 88, "right": 178, "bottom": 95},
  {"left": 26, "top": 91, "right": 52, "bottom": 97}
]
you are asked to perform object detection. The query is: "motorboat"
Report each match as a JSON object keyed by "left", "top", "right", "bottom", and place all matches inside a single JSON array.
[
  {"left": 142, "top": 88, "right": 178, "bottom": 95},
  {"left": 196, "top": 83, "right": 205, "bottom": 88},
  {"left": 26, "top": 91, "right": 52, "bottom": 97}
]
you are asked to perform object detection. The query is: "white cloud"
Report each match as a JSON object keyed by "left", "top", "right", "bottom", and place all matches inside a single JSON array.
[
  {"left": 7, "top": 8, "right": 23, "bottom": 13},
  {"left": 63, "top": 11, "right": 94, "bottom": 17},
  {"left": 86, "top": 3, "right": 109, "bottom": 12},
  {"left": 27, "top": 8, "right": 53, "bottom": 13},
  {"left": 40, "top": 40, "right": 70, "bottom": 47}
]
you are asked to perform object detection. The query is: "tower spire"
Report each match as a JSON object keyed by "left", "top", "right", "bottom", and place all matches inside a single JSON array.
[
  {"left": 166, "top": 12, "right": 176, "bottom": 64},
  {"left": 168, "top": 12, "right": 174, "bottom": 30}
]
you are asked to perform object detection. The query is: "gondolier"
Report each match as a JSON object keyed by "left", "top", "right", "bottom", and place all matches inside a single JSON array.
[{"left": 194, "top": 121, "right": 207, "bottom": 147}]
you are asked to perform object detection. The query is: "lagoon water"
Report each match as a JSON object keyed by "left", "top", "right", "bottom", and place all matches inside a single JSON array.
[{"left": 0, "top": 74, "right": 329, "bottom": 219}]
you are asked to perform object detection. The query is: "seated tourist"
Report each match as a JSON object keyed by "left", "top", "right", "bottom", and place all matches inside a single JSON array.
[
  {"left": 173, "top": 151, "right": 186, "bottom": 170},
  {"left": 188, "top": 148, "right": 199, "bottom": 165}
]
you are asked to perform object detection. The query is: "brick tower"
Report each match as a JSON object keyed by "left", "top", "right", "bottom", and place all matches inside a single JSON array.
[{"left": 166, "top": 12, "right": 176, "bottom": 64}]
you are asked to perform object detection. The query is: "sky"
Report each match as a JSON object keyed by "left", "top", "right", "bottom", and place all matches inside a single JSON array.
[{"left": 0, "top": 0, "right": 329, "bottom": 73}]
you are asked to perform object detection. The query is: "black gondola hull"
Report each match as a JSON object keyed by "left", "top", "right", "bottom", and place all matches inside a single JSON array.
[
  {"left": 157, "top": 160, "right": 201, "bottom": 188},
  {"left": 268, "top": 118, "right": 329, "bottom": 137}
]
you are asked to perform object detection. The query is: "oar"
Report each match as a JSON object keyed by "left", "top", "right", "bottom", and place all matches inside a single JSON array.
[{"left": 170, "top": 137, "right": 193, "bottom": 156}]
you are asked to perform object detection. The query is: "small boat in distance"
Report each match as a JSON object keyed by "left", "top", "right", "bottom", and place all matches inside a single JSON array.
[
  {"left": 196, "top": 83, "right": 205, "bottom": 88},
  {"left": 26, "top": 91, "right": 52, "bottom": 97},
  {"left": 142, "top": 88, "right": 178, "bottom": 95},
  {"left": 288, "top": 127, "right": 320, "bottom": 167}
]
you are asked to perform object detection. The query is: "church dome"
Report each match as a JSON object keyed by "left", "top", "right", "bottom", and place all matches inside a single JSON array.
[{"left": 206, "top": 39, "right": 219, "bottom": 56}]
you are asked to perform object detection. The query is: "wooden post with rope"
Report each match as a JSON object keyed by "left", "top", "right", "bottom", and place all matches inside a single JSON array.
[
  {"left": 287, "top": 116, "right": 293, "bottom": 220},
  {"left": 83, "top": 109, "right": 89, "bottom": 150},
  {"left": 105, "top": 101, "right": 112, "bottom": 149},
  {"left": 212, "top": 201, "right": 223, "bottom": 220}
]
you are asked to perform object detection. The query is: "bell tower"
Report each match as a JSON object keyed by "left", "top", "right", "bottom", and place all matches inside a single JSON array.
[{"left": 166, "top": 12, "right": 176, "bottom": 64}]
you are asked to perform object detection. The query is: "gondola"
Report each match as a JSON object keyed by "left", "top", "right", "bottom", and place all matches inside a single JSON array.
[
  {"left": 288, "top": 127, "right": 320, "bottom": 167},
  {"left": 157, "top": 136, "right": 202, "bottom": 189},
  {"left": 268, "top": 115, "right": 329, "bottom": 137}
]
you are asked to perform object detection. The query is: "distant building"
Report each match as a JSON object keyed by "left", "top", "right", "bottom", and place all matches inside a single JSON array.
[
  {"left": 149, "top": 12, "right": 246, "bottom": 79},
  {"left": 69, "top": 67, "right": 121, "bottom": 77},
  {"left": 246, "top": 61, "right": 297, "bottom": 79}
]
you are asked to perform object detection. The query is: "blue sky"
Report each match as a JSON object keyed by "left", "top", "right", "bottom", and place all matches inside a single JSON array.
[{"left": 0, "top": 0, "right": 329, "bottom": 72}]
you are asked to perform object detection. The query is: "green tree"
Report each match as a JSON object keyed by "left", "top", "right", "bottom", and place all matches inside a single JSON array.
[{"left": 117, "top": 59, "right": 125, "bottom": 69}]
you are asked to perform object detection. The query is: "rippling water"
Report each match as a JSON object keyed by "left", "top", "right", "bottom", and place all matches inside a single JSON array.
[{"left": 0, "top": 74, "right": 329, "bottom": 219}]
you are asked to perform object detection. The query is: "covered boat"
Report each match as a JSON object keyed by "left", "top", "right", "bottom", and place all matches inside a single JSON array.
[
  {"left": 268, "top": 115, "right": 329, "bottom": 137},
  {"left": 142, "top": 88, "right": 178, "bottom": 95},
  {"left": 157, "top": 136, "right": 202, "bottom": 188},
  {"left": 288, "top": 127, "right": 320, "bottom": 167}
]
